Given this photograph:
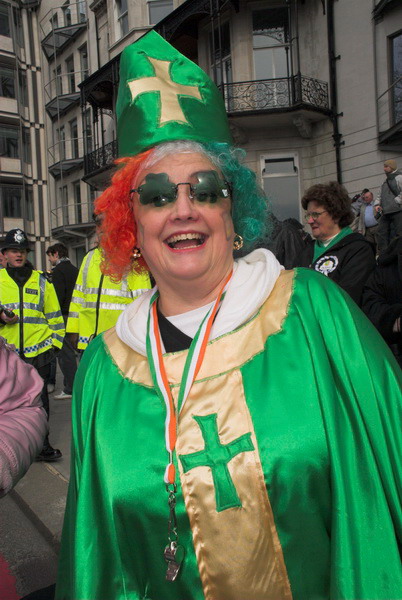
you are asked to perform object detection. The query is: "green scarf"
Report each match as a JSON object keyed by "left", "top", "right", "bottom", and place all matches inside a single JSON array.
[{"left": 313, "top": 226, "right": 352, "bottom": 262}]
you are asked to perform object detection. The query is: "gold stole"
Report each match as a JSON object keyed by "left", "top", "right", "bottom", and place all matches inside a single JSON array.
[{"left": 105, "top": 270, "right": 294, "bottom": 600}]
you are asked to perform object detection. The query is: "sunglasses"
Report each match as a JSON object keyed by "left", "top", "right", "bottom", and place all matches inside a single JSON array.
[{"left": 130, "top": 171, "right": 231, "bottom": 208}]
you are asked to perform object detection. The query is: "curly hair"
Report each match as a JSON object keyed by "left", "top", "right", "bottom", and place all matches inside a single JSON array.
[
  {"left": 95, "top": 141, "right": 270, "bottom": 280},
  {"left": 301, "top": 181, "right": 354, "bottom": 228}
]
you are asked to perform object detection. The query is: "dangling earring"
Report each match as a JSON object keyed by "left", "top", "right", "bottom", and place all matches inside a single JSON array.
[
  {"left": 233, "top": 234, "right": 244, "bottom": 251},
  {"left": 132, "top": 247, "right": 142, "bottom": 259}
]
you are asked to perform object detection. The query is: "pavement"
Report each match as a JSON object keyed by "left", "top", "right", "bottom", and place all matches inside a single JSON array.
[{"left": 11, "top": 367, "right": 72, "bottom": 553}]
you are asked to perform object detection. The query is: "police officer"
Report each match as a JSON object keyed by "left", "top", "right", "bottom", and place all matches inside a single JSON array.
[
  {"left": 0, "top": 229, "right": 65, "bottom": 461},
  {"left": 67, "top": 245, "right": 151, "bottom": 351}
]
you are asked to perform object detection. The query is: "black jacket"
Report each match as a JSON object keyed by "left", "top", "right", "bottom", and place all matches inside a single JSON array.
[
  {"left": 296, "top": 232, "right": 376, "bottom": 305},
  {"left": 361, "top": 237, "right": 402, "bottom": 352},
  {"left": 51, "top": 259, "right": 78, "bottom": 316}
]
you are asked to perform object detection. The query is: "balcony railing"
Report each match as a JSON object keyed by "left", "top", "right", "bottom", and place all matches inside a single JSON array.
[
  {"left": 220, "top": 74, "right": 329, "bottom": 114},
  {"left": 40, "top": 2, "right": 87, "bottom": 60},
  {"left": 51, "top": 201, "right": 94, "bottom": 230},
  {"left": 84, "top": 140, "right": 118, "bottom": 176},
  {"left": 45, "top": 69, "right": 89, "bottom": 118},
  {"left": 48, "top": 137, "right": 84, "bottom": 177},
  {"left": 378, "top": 75, "right": 402, "bottom": 134}
]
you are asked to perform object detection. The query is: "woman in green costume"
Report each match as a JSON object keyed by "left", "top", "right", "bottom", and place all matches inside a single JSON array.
[{"left": 56, "top": 32, "right": 401, "bottom": 600}]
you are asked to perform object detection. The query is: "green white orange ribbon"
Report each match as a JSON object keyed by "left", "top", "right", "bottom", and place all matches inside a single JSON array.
[{"left": 146, "top": 271, "right": 232, "bottom": 485}]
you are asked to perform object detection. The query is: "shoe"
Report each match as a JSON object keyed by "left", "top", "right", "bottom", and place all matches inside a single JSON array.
[
  {"left": 36, "top": 445, "right": 62, "bottom": 462},
  {"left": 47, "top": 384, "right": 55, "bottom": 393},
  {"left": 54, "top": 391, "right": 72, "bottom": 400}
]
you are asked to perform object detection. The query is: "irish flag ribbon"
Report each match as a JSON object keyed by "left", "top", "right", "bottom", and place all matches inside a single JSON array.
[{"left": 146, "top": 271, "right": 232, "bottom": 485}]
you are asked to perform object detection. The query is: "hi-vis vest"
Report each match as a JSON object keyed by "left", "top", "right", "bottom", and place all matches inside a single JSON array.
[
  {"left": 66, "top": 247, "right": 151, "bottom": 350},
  {"left": 0, "top": 269, "right": 65, "bottom": 358}
]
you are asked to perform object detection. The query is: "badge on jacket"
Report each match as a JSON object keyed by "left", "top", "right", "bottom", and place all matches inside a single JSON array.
[{"left": 315, "top": 255, "right": 339, "bottom": 276}]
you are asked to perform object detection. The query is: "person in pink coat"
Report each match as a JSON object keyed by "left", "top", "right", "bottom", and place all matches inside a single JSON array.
[{"left": 0, "top": 336, "right": 48, "bottom": 497}]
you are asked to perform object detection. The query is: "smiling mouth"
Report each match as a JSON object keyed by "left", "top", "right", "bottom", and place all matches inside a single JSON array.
[{"left": 165, "top": 232, "right": 206, "bottom": 250}]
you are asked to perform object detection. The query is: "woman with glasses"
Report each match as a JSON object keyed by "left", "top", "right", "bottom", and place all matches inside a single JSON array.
[
  {"left": 296, "top": 181, "right": 376, "bottom": 305},
  {"left": 55, "top": 33, "right": 401, "bottom": 600}
]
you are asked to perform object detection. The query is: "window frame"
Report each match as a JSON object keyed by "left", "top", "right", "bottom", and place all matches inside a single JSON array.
[
  {"left": 148, "top": 0, "right": 173, "bottom": 26},
  {"left": 260, "top": 152, "right": 301, "bottom": 222},
  {"left": 0, "top": 125, "right": 19, "bottom": 159},
  {"left": 2, "top": 186, "right": 22, "bottom": 218}
]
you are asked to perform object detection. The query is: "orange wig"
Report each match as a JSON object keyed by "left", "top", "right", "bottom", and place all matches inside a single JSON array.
[{"left": 94, "top": 149, "right": 152, "bottom": 280}]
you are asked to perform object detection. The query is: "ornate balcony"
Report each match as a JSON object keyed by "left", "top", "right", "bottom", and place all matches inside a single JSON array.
[
  {"left": 220, "top": 74, "right": 330, "bottom": 115},
  {"left": 83, "top": 140, "right": 118, "bottom": 189}
]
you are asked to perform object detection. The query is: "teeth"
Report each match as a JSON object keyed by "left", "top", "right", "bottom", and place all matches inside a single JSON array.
[{"left": 166, "top": 232, "right": 204, "bottom": 244}]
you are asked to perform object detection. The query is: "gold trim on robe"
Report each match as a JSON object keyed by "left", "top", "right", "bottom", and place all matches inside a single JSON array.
[
  {"left": 104, "top": 269, "right": 295, "bottom": 599},
  {"left": 104, "top": 269, "right": 294, "bottom": 387}
]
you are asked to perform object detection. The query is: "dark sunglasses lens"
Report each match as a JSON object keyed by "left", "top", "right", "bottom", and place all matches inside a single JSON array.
[
  {"left": 193, "top": 171, "right": 230, "bottom": 203},
  {"left": 138, "top": 173, "right": 176, "bottom": 206}
]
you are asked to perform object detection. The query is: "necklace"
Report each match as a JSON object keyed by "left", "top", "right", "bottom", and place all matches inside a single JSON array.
[{"left": 145, "top": 271, "right": 232, "bottom": 581}]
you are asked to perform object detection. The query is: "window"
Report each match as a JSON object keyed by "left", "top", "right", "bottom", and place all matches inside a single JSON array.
[
  {"left": 0, "top": 126, "right": 19, "bottom": 158},
  {"left": 22, "top": 128, "right": 31, "bottom": 164},
  {"left": 148, "top": 0, "right": 173, "bottom": 24},
  {"left": 73, "top": 180, "right": 82, "bottom": 222},
  {"left": 78, "top": 1, "right": 86, "bottom": 22},
  {"left": 83, "top": 108, "right": 93, "bottom": 153},
  {"left": 65, "top": 55, "right": 75, "bottom": 93},
  {"left": 12, "top": 7, "right": 23, "bottom": 47},
  {"left": 79, "top": 44, "right": 89, "bottom": 80},
  {"left": 50, "top": 12, "right": 58, "bottom": 29},
  {"left": 261, "top": 155, "right": 299, "bottom": 221},
  {"left": 253, "top": 8, "right": 289, "bottom": 80},
  {"left": 57, "top": 126, "right": 66, "bottom": 160},
  {"left": 18, "top": 70, "right": 28, "bottom": 106},
  {"left": 116, "top": 0, "right": 128, "bottom": 38},
  {"left": 391, "top": 32, "right": 402, "bottom": 124},
  {"left": 0, "top": 2, "right": 10, "bottom": 37},
  {"left": 0, "top": 66, "right": 15, "bottom": 98},
  {"left": 54, "top": 65, "right": 63, "bottom": 95},
  {"left": 59, "top": 185, "right": 69, "bottom": 224},
  {"left": 25, "top": 187, "right": 34, "bottom": 221},
  {"left": 210, "top": 22, "right": 232, "bottom": 87},
  {"left": 62, "top": 1, "right": 72, "bottom": 27},
  {"left": 70, "top": 118, "right": 79, "bottom": 158},
  {"left": 2, "top": 186, "right": 22, "bottom": 218}
]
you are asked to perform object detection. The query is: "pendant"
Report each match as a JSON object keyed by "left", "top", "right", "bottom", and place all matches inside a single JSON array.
[{"left": 164, "top": 541, "right": 185, "bottom": 581}]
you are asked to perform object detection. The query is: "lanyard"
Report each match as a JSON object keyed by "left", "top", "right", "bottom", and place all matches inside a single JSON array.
[{"left": 145, "top": 270, "right": 232, "bottom": 580}]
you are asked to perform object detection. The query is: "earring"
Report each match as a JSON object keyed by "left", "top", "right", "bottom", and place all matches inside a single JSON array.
[
  {"left": 233, "top": 234, "right": 244, "bottom": 251},
  {"left": 132, "top": 247, "right": 142, "bottom": 259}
]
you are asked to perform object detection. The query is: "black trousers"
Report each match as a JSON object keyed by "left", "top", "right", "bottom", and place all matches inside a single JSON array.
[{"left": 23, "top": 352, "right": 53, "bottom": 448}]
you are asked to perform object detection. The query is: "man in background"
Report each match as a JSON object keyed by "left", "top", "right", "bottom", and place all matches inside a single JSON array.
[
  {"left": 374, "top": 159, "right": 402, "bottom": 252},
  {"left": 46, "top": 243, "right": 78, "bottom": 400},
  {"left": 353, "top": 190, "right": 379, "bottom": 253}
]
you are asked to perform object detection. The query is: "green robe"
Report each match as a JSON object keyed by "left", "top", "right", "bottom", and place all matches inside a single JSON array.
[{"left": 56, "top": 269, "right": 401, "bottom": 600}]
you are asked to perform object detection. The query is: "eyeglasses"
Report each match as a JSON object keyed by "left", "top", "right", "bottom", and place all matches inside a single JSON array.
[
  {"left": 304, "top": 210, "right": 328, "bottom": 221},
  {"left": 130, "top": 170, "right": 231, "bottom": 208}
]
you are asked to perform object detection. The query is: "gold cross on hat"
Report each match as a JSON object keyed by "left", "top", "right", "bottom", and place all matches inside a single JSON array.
[{"left": 128, "top": 57, "right": 203, "bottom": 127}]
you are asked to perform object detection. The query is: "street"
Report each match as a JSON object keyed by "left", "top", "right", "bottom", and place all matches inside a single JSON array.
[{"left": 0, "top": 369, "right": 71, "bottom": 599}]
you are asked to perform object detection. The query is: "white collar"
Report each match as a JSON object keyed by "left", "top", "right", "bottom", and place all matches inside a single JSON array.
[{"left": 116, "top": 248, "right": 283, "bottom": 356}]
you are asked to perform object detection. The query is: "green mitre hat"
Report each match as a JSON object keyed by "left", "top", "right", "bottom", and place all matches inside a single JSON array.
[{"left": 116, "top": 30, "right": 232, "bottom": 157}]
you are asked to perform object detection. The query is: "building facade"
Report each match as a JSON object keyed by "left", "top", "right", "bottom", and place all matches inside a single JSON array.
[{"left": 0, "top": 0, "right": 401, "bottom": 263}]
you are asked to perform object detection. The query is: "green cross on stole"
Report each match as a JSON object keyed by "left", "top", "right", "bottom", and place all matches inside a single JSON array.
[{"left": 179, "top": 413, "right": 254, "bottom": 512}]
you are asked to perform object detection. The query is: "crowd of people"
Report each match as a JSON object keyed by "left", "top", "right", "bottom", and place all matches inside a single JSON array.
[{"left": 0, "top": 29, "right": 400, "bottom": 600}]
